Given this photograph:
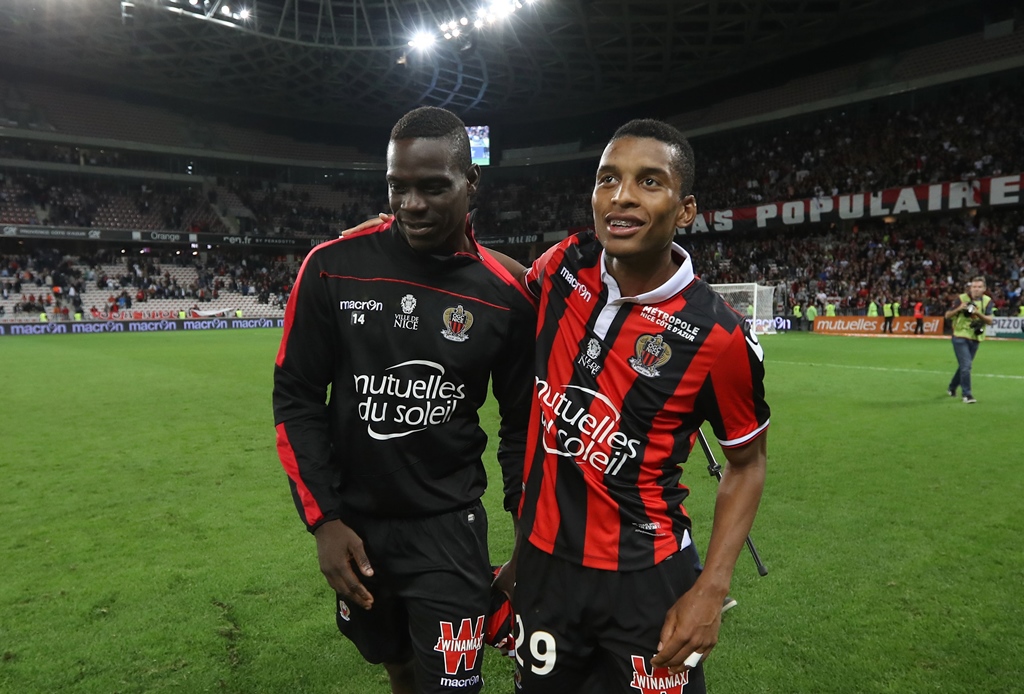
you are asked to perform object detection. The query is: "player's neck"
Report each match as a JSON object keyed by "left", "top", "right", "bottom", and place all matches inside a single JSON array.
[{"left": 606, "top": 251, "right": 679, "bottom": 298}]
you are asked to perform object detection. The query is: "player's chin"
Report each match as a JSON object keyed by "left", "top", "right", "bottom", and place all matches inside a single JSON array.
[{"left": 598, "top": 233, "right": 647, "bottom": 259}]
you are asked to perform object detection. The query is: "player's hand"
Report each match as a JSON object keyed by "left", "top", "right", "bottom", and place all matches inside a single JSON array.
[
  {"left": 492, "top": 557, "right": 516, "bottom": 600},
  {"left": 651, "top": 582, "right": 725, "bottom": 674},
  {"left": 313, "top": 519, "right": 375, "bottom": 609},
  {"left": 340, "top": 213, "right": 392, "bottom": 237}
]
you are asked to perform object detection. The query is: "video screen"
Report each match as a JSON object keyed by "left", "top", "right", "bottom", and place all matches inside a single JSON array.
[{"left": 467, "top": 125, "right": 490, "bottom": 166}]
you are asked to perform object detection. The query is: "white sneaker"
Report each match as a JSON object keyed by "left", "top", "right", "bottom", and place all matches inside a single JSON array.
[{"left": 963, "top": 396, "right": 977, "bottom": 404}]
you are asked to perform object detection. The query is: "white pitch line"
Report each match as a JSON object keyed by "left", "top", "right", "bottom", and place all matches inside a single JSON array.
[{"left": 771, "top": 360, "right": 1024, "bottom": 380}]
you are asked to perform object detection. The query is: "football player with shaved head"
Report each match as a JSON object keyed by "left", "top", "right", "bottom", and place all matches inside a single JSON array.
[{"left": 273, "top": 106, "right": 534, "bottom": 694}]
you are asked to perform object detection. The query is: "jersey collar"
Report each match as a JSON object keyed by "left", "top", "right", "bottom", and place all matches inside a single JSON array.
[{"left": 599, "top": 243, "right": 695, "bottom": 305}]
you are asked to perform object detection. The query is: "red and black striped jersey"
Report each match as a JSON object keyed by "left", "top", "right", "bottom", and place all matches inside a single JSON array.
[
  {"left": 518, "top": 230, "right": 769, "bottom": 571},
  {"left": 273, "top": 217, "right": 535, "bottom": 531}
]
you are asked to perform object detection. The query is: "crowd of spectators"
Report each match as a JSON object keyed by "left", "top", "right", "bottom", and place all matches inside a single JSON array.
[
  {"left": 693, "top": 84, "right": 1024, "bottom": 210},
  {"left": 5, "top": 202, "right": 1021, "bottom": 323},
  {"left": 1, "top": 246, "right": 296, "bottom": 319},
  {"left": 228, "top": 179, "right": 387, "bottom": 237},
  {"left": 683, "top": 209, "right": 1024, "bottom": 317},
  {"left": 225, "top": 81, "right": 1024, "bottom": 240},
  {"left": 3, "top": 80, "right": 1021, "bottom": 242},
  {"left": 0, "top": 172, "right": 225, "bottom": 233}
]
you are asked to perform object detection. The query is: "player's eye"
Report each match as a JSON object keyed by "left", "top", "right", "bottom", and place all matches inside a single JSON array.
[{"left": 642, "top": 177, "right": 660, "bottom": 187}]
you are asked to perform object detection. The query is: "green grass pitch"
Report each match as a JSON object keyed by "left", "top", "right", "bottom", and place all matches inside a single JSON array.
[{"left": 1, "top": 330, "right": 1022, "bottom": 693}]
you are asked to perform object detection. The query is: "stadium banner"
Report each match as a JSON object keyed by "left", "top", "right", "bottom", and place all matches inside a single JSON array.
[
  {"left": 678, "top": 173, "right": 1024, "bottom": 235},
  {"left": 1, "top": 224, "right": 324, "bottom": 249},
  {"left": 0, "top": 318, "right": 285, "bottom": 337},
  {"left": 481, "top": 233, "right": 542, "bottom": 246},
  {"left": 986, "top": 316, "right": 1024, "bottom": 339},
  {"left": 812, "top": 316, "right": 944, "bottom": 335}
]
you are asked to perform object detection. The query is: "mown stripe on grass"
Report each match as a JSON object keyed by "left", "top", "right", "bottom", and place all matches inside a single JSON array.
[{"left": 771, "top": 360, "right": 1024, "bottom": 379}]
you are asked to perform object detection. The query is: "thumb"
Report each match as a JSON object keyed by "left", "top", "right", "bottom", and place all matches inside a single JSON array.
[{"left": 351, "top": 546, "right": 374, "bottom": 577}]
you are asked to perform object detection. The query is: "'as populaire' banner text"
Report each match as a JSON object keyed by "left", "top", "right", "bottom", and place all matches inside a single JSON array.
[{"left": 679, "top": 174, "right": 1024, "bottom": 235}]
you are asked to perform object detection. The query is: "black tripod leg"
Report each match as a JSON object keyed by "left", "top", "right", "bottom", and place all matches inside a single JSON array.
[{"left": 696, "top": 429, "right": 768, "bottom": 577}]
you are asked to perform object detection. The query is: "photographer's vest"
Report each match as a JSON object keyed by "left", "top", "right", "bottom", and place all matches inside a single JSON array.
[{"left": 952, "top": 293, "right": 991, "bottom": 342}]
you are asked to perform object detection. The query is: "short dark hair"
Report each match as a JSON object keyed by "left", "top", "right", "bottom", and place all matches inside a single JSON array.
[
  {"left": 971, "top": 275, "right": 986, "bottom": 285},
  {"left": 610, "top": 119, "right": 695, "bottom": 197},
  {"left": 390, "top": 106, "right": 472, "bottom": 171}
]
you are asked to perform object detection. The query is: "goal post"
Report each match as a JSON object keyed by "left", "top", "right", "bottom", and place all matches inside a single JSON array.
[{"left": 710, "top": 283, "right": 777, "bottom": 335}]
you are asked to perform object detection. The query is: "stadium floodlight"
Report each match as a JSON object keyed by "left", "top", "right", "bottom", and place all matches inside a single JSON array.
[
  {"left": 406, "top": 0, "right": 540, "bottom": 49},
  {"left": 408, "top": 31, "right": 435, "bottom": 50},
  {"left": 238, "top": 7, "right": 249, "bottom": 20},
  {"left": 220, "top": 5, "right": 230, "bottom": 15}
]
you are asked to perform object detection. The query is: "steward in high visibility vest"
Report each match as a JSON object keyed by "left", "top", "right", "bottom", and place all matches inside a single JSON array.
[
  {"left": 882, "top": 301, "right": 895, "bottom": 334},
  {"left": 867, "top": 301, "right": 878, "bottom": 317},
  {"left": 825, "top": 303, "right": 836, "bottom": 316},
  {"left": 39, "top": 312, "right": 48, "bottom": 322},
  {"left": 805, "top": 304, "right": 818, "bottom": 331}
]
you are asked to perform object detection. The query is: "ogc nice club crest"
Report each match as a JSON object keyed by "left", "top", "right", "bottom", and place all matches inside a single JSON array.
[
  {"left": 628, "top": 334, "right": 672, "bottom": 377},
  {"left": 442, "top": 304, "right": 474, "bottom": 342}
]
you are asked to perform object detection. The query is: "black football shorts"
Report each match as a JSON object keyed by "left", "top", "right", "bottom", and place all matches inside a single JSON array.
[
  {"left": 335, "top": 501, "right": 492, "bottom": 693},
  {"left": 512, "top": 541, "right": 706, "bottom": 694}
]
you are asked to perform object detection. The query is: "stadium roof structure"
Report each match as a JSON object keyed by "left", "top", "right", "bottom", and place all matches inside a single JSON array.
[{"left": 0, "top": 0, "right": 986, "bottom": 126}]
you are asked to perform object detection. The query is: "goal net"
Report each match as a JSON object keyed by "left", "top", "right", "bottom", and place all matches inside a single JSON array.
[{"left": 710, "top": 283, "right": 777, "bottom": 335}]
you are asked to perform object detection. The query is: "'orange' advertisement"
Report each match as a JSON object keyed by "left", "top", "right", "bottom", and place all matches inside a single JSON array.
[{"left": 812, "top": 316, "right": 944, "bottom": 335}]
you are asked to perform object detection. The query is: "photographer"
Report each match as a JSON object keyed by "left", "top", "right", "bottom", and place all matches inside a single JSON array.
[{"left": 944, "top": 276, "right": 994, "bottom": 404}]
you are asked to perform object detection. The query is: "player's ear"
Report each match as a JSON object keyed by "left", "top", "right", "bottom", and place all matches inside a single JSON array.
[
  {"left": 674, "top": 194, "right": 697, "bottom": 228},
  {"left": 466, "top": 164, "right": 481, "bottom": 195}
]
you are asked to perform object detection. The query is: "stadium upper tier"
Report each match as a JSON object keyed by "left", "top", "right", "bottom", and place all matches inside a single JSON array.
[{"left": 1, "top": 24, "right": 1022, "bottom": 169}]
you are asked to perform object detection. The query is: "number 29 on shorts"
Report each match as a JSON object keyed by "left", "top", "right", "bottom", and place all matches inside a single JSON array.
[{"left": 515, "top": 614, "right": 557, "bottom": 676}]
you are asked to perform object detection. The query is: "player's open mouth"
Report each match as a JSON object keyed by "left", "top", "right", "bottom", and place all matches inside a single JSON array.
[
  {"left": 401, "top": 221, "right": 436, "bottom": 234},
  {"left": 605, "top": 215, "right": 645, "bottom": 236}
]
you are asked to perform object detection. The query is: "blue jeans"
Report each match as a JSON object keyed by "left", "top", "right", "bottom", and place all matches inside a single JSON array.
[{"left": 949, "top": 337, "right": 980, "bottom": 397}]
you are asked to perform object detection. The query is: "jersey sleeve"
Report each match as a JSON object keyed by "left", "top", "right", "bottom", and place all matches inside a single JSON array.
[
  {"left": 272, "top": 247, "right": 342, "bottom": 532},
  {"left": 699, "top": 324, "right": 770, "bottom": 448},
  {"left": 524, "top": 240, "right": 565, "bottom": 300},
  {"left": 489, "top": 296, "right": 536, "bottom": 515}
]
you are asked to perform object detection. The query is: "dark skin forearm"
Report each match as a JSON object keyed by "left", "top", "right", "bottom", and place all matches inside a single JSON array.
[{"left": 652, "top": 432, "right": 767, "bottom": 674}]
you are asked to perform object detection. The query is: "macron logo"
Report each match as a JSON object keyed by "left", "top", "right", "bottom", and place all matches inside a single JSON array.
[{"left": 559, "top": 266, "right": 593, "bottom": 302}]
